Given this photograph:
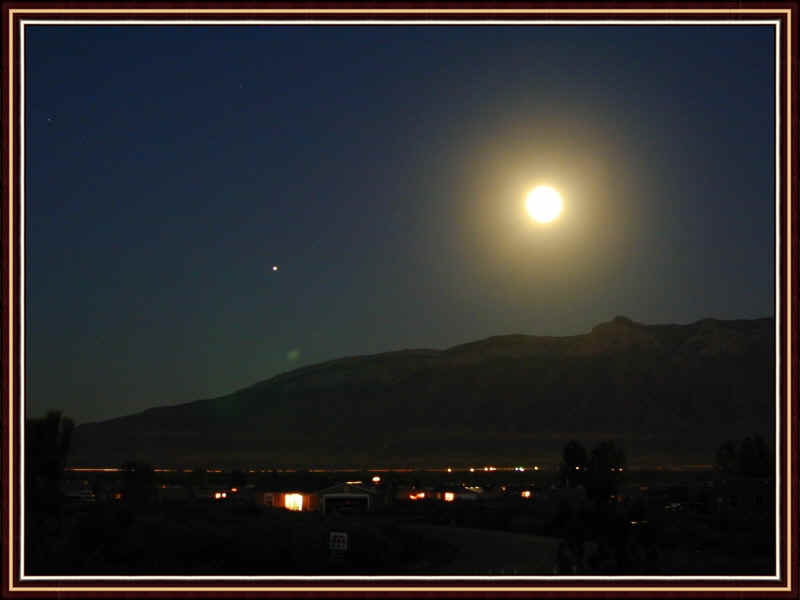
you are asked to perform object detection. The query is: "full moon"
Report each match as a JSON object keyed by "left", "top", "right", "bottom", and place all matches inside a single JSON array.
[{"left": 526, "top": 186, "right": 563, "bottom": 223}]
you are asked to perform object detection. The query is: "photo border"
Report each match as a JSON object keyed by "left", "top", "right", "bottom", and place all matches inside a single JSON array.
[{"left": 2, "top": 3, "right": 797, "bottom": 596}]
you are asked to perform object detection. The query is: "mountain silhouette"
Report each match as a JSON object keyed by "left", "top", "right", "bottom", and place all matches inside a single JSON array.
[{"left": 69, "top": 316, "right": 774, "bottom": 468}]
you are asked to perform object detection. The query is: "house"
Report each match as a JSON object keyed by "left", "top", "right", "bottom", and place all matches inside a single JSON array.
[
  {"left": 437, "top": 486, "right": 481, "bottom": 502},
  {"left": 156, "top": 484, "right": 192, "bottom": 503},
  {"left": 194, "top": 486, "right": 237, "bottom": 502},
  {"left": 317, "top": 483, "right": 378, "bottom": 515},
  {"left": 61, "top": 479, "right": 96, "bottom": 503},
  {"left": 707, "top": 477, "right": 771, "bottom": 518},
  {"left": 265, "top": 490, "right": 321, "bottom": 512}
]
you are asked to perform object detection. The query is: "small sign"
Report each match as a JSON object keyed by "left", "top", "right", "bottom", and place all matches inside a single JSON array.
[{"left": 329, "top": 531, "right": 349, "bottom": 551}]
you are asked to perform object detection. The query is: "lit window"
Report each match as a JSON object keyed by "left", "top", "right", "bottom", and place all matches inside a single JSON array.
[{"left": 285, "top": 493, "right": 303, "bottom": 511}]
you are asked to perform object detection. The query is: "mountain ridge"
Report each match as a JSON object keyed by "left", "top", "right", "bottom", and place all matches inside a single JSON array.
[{"left": 69, "top": 316, "right": 775, "bottom": 468}]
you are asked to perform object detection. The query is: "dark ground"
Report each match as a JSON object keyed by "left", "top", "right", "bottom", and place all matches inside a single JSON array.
[{"left": 25, "top": 468, "right": 774, "bottom": 577}]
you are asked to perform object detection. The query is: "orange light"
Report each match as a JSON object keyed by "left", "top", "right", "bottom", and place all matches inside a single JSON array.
[
  {"left": 222, "top": 492, "right": 227, "bottom": 498},
  {"left": 444, "top": 492, "right": 455, "bottom": 502},
  {"left": 371, "top": 476, "right": 381, "bottom": 483},
  {"left": 231, "top": 487, "right": 238, "bottom": 493},
  {"left": 447, "top": 467, "right": 452, "bottom": 473},
  {"left": 469, "top": 468, "right": 475, "bottom": 473},
  {"left": 417, "top": 492, "right": 425, "bottom": 499},
  {"left": 521, "top": 490, "right": 532, "bottom": 498},
  {"left": 285, "top": 493, "right": 303, "bottom": 511},
  {"left": 409, "top": 493, "right": 417, "bottom": 500},
  {"left": 214, "top": 492, "right": 221, "bottom": 499},
  {"left": 534, "top": 466, "right": 539, "bottom": 471}
]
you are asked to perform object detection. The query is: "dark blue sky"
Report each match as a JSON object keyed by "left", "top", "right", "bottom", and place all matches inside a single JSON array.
[{"left": 25, "top": 25, "right": 775, "bottom": 424}]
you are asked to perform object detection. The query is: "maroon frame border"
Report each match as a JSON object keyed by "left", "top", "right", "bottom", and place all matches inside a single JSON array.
[{"left": 2, "top": 2, "right": 798, "bottom": 597}]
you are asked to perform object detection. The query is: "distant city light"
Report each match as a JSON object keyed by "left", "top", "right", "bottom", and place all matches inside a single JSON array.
[
  {"left": 521, "top": 490, "right": 532, "bottom": 498},
  {"left": 447, "top": 467, "right": 452, "bottom": 473},
  {"left": 273, "top": 265, "right": 279, "bottom": 271},
  {"left": 231, "top": 487, "right": 238, "bottom": 493},
  {"left": 534, "top": 466, "right": 540, "bottom": 471},
  {"left": 371, "top": 476, "right": 381, "bottom": 483},
  {"left": 444, "top": 492, "right": 455, "bottom": 502},
  {"left": 345, "top": 480, "right": 363, "bottom": 485},
  {"left": 469, "top": 468, "right": 475, "bottom": 473}
]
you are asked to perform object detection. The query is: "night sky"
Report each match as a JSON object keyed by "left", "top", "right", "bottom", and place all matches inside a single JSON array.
[{"left": 25, "top": 24, "right": 775, "bottom": 425}]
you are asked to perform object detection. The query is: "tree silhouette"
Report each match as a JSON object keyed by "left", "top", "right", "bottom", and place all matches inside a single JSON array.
[
  {"left": 26, "top": 410, "right": 74, "bottom": 511},
  {"left": 715, "top": 434, "right": 770, "bottom": 478},
  {"left": 585, "top": 440, "right": 626, "bottom": 504},
  {"left": 231, "top": 469, "right": 247, "bottom": 489},
  {"left": 121, "top": 461, "right": 156, "bottom": 506},
  {"left": 715, "top": 440, "right": 739, "bottom": 474},
  {"left": 560, "top": 440, "right": 588, "bottom": 487},
  {"left": 739, "top": 434, "right": 770, "bottom": 477}
]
